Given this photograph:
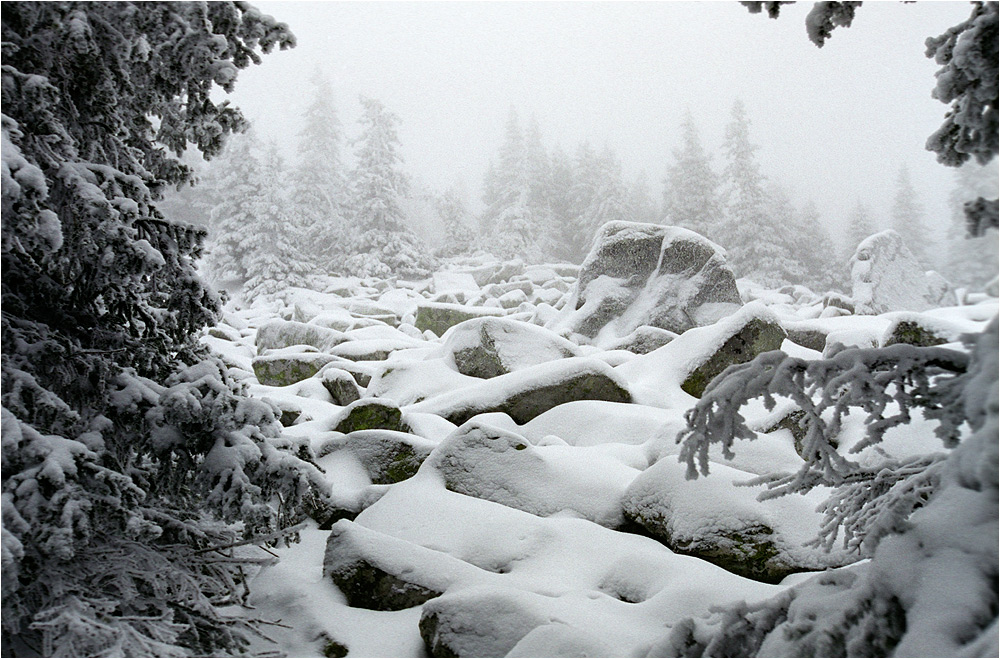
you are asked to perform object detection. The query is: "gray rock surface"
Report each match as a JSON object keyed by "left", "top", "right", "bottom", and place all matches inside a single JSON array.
[
  {"left": 414, "top": 302, "right": 505, "bottom": 337},
  {"left": 252, "top": 351, "right": 339, "bottom": 386},
  {"left": 443, "top": 317, "right": 580, "bottom": 379},
  {"left": 681, "top": 316, "right": 787, "bottom": 398},
  {"left": 256, "top": 319, "right": 347, "bottom": 354},
  {"left": 550, "top": 221, "right": 742, "bottom": 341},
  {"left": 851, "top": 230, "right": 956, "bottom": 313},
  {"left": 410, "top": 358, "right": 633, "bottom": 426},
  {"left": 344, "top": 430, "right": 435, "bottom": 484},
  {"left": 334, "top": 398, "right": 409, "bottom": 434},
  {"left": 321, "top": 368, "right": 363, "bottom": 406}
]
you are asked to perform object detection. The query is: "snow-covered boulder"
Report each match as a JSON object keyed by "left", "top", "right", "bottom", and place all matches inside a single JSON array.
[
  {"left": 623, "top": 459, "right": 857, "bottom": 583},
  {"left": 252, "top": 350, "right": 339, "bottom": 386},
  {"left": 851, "top": 230, "right": 956, "bottom": 314},
  {"left": 320, "top": 368, "right": 362, "bottom": 406},
  {"left": 443, "top": 317, "right": 580, "bottom": 379},
  {"left": 256, "top": 319, "right": 348, "bottom": 354},
  {"left": 408, "top": 357, "right": 633, "bottom": 425},
  {"left": 414, "top": 302, "right": 506, "bottom": 337},
  {"left": 333, "top": 398, "right": 409, "bottom": 434},
  {"left": 881, "top": 312, "right": 974, "bottom": 347},
  {"left": 344, "top": 430, "right": 436, "bottom": 484},
  {"left": 432, "top": 271, "right": 480, "bottom": 294},
  {"left": 605, "top": 325, "right": 678, "bottom": 354},
  {"left": 549, "top": 221, "right": 742, "bottom": 342},
  {"left": 323, "top": 520, "right": 482, "bottom": 611},
  {"left": 679, "top": 308, "right": 786, "bottom": 397},
  {"left": 506, "top": 622, "right": 617, "bottom": 658},
  {"left": 619, "top": 303, "right": 786, "bottom": 401},
  {"left": 428, "top": 421, "right": 638, "bottom": 527},
  {"left": 419, "top": 587, "right": 553, "bottom": 658},
  {"left": 782, "top": 320, "right": 829, "bottom": 352}
]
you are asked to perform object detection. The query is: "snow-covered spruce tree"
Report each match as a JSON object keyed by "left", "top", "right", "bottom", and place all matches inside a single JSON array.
[
  {"left": 293, "top": 71, "right": 348, "bottom": 270},
  {"left": 243, "top": 140, "right": 312, "bottom": 301},
  {"left": 480, "top": 107, "right": 550, "bottom": 261},
  {"left": 889, "top": 165, "right": 932, "bottom": 268},
  {"left": 763, "top": 184, "right": 812, "bottom": 287},
  {"left": 205, "top": 132, "right": 311, "bottom": 301},
  {"left": 943, "top": 160, "right": 999, "bottom": 293},
  {"left": 717, "top": 99, "right": 801, "bottom": 287},
  {"left": 544, "top": 144, "right": 581, "bottom": 263},
  {"left": 434, "top": 187, "right": 476, "bottom": 257},
  {"left": 630, "top": 170, "right": 661, "bottom": 225},
  {"left": 663, "top": 111, "right": 724, "bottom": 240},
  {"left": 1, "top": 3, "right": 331, "bottom": 655},
  {"left": 569, "top": 144, "right": 633, "bottom": 258},
  {"left": 658, "top": 4, "right": 999, "bottom": 656},
  {"left": 345, "top": 96, "right": 432, "bottom": 279},
  {"left": 795, "top": 199, "right": 846, "bottom": 293}
]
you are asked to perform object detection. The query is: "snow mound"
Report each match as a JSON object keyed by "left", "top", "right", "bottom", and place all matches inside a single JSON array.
[{"left": 428, "top": 421, "right": 640, "bottom": 527}]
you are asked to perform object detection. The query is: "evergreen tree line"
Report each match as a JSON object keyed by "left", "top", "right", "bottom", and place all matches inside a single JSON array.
[{"left": 181, "top": 77, "right": 997, "bottom": 302}]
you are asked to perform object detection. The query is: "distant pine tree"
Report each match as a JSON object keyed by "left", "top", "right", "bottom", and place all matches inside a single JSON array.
[
  {"left": 889, "top": 165, "right": 931, "bottom": 268},
  {"left": 943, "top": 160, "right": 999, "bottom": 292},
  {"left": 843, "top": 200, "right": 877, "bottom": 264},
  {"left": 718, "top": 99, "right": 799, "bottom": 287},
  {"left": 347, "top": 96, "right": 432, "bottom": 278},
  {"left": 292, "top": 72, "right": 348, "bottom": 270},
  {"left": 663, "top": 111, "right": 723, "bottom": 240}
]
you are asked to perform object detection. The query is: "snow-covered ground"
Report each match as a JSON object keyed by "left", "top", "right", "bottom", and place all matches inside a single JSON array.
[{"left": 202, "top": 258, "right": 997, "bottom": 658}]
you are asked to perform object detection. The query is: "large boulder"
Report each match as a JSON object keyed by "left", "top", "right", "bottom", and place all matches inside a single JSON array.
[
  {"left": 428, "top": 421, "right": 636, "bottom": 527},
  {"left": 320, "top": 368, "right": 362, "bottom": 406},
  {"left": 680, "top": 313, "right": 787, "bottom": 398},
  {"left": 256, "top": 319, "right": 347, "bottom": 354},
  {"left": 344, "top": 430, "right": 435, "bottom": 484},
  {"left": 408, "top": 358, "right": 633, "bottom": 426},
  {"left": 623, "top": 459, "right": 856, "bottom": 583},
  {"left": 333, "top": 398, "right": 409, "bottom": 434},
  {"left": 419, "top": 588, "right": 551, "bottom": 658},
  {"left": 605, "top": 325, "right": 678, "bottom": 354},
  {"left": 323, "top": 520, "right": 480, "bottom": 611},
  {"left": 252, "top": 351, "right": 339, "bottom": 386},
  {"left": 851, "top": 230, "right": 956, "bottom": 314},
  {"left": 549, "top": 221, "right": 742, "bottom": 341},
  {"left": 414, "top": 302, "right": 505, "bottom": 337},
  {"left": 443, "top": 317, "right": 580, "bottom": 379}
]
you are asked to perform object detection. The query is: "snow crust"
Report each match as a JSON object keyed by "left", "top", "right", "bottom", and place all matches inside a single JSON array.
[{"left": 187, "top": 253, "right": 999, "bottom": 658}]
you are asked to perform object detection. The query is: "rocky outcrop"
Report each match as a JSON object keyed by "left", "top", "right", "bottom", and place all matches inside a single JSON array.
[
  {"left": 409, "top": 358, "right": 633, "bottom": 426},
  {"left": 419, "top": 589, "right": 550, "bottom": 658},
  {"left": 256, "top": 319, "right": 347, "bottom": 354},
  {"left": 334, "top": 398, "right": 409, "bottom": 434},
  {"left": 252, "top": 351, "right": 338, "bottom": 386},
  {"left": 443, "top": 317, "right": 579, "bottom": 379},
  {"left": 320, "top": 368, "right": 362, "bottom": 406},
  {"left": 851, "top": 230, "right": 956, "bottom": 314},
  {"left": 605, "top": 325, "right": 678, "bottom": 354},
  {"left": 344, "top": 430, "right": 435, "bottom": 484},
  {"left": 681, "top": 314, "right": 787, "bottom": 398},
  {"left": 414, "top": 303, "right": 505, "bottom": 337},
  {"left": 623, "top": 459, "right": 856, "bottom": 584},
  {"left": 549, "top": 221, "right": 742, "bottom": 341}
]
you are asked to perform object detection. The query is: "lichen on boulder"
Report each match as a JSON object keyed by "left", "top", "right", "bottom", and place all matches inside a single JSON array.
[
  {"left": 252, "top": 351, "right": 339, "bottom": 386},
  {"left": 334, "top": 398, "right": 409, "bottom": 434},
  {"left": 681, "top": 315, "right": 787, "bottom": 398}
]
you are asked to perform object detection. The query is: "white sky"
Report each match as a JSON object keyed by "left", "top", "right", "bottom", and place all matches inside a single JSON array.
[{"left": 226, "top": 1, "right": 978, "bottom": 247}]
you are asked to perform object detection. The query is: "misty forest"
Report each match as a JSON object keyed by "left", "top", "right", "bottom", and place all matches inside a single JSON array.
[{"left": 2, "top": 2, "right": 999, "bottom": 658}]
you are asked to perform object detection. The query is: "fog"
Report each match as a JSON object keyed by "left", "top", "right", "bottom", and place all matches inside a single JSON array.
[{"left": 225, "top": 1, "right": 975, "bottom": 247}]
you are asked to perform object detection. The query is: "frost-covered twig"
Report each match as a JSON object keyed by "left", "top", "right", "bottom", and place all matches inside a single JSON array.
[{"left": 677, "top": 341, "right": 970, "bottom": 552}]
